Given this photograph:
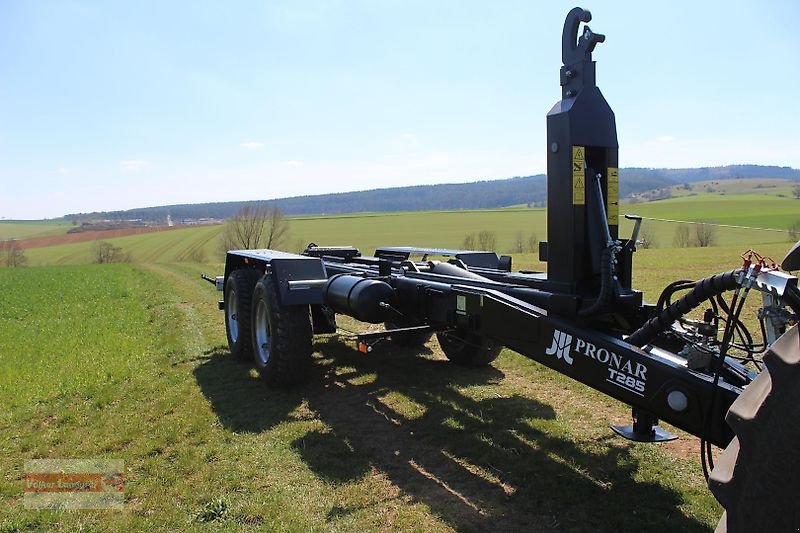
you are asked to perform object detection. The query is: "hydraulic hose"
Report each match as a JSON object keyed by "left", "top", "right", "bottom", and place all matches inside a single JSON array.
[
  {"left": 626, "top": 270, "right": 741, "bottom": 347},
  {"left": 578, "top": 244, "right": 614, "bottom": 316},
  {"left": 578, "top": 170, "right": 616, "bottom": 317}
]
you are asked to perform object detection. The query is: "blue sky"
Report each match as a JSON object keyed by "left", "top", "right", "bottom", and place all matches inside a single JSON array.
[{"left": 1, "top": 1, "right": 798, "bottom": 219}]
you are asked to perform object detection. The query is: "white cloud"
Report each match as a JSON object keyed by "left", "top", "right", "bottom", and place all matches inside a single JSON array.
[
  {"left": 240, "top": 141, "right": 264, "bottom": 149},
  {"left": 281, "top": 160, "right": 303, "bottom": 166},
  {"left": 120, "top": 159, "right": 150, "bottom": 171}
]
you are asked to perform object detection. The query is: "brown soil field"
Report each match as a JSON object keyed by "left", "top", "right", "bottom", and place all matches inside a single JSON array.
[{"left": 17, "top": 224, "right": 218, "bottom": 249}]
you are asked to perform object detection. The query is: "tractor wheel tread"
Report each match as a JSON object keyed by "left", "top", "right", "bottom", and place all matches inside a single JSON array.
[
  {"left": 707, "top": 436, "right": 738, "bottom": 500},
  {"left": 723, "top": 370, "right": 772, "bottom": 437},
  {"left": 709, "top": 326, "right": 800, "bottom": 532},
  {"left": 252, "top": 276, "right": 313, "bottom": 386}
]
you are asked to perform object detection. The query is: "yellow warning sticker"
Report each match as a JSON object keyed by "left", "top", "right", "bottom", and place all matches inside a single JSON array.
[
  {"left": 572, "top": 146, "right": 585, "bottom": 205},
  {"left": 607, "top": 167, "right": 619, "bottom": 226}
]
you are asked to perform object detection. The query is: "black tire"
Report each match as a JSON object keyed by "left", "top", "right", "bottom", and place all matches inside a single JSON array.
[
  {"left": 225, "top": 269, "right": 262, "bottom": 361},
  {"left": 436, "top": 330, "right": 502, "bottom": 366},
  {"left": 384, "top": 318, "right": 433, "bottom": 348},
  {"left": 709, "top": 325, "right": 800, "bottom": 532},
  {"left": 251, "top": 275, "right": 313, "bottom": 386}
]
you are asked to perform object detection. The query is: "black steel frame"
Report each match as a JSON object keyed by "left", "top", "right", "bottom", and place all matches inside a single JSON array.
[{"left": 218, "top": 8, "right": 799, "bottom": 449}]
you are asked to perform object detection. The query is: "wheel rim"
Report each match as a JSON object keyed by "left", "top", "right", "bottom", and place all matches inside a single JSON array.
[
  {"left": 226, "top": 287, "right": 239, "bottom": 343},
  {"left": 254, "top": 298, "right": 271, "bottom": 365}
]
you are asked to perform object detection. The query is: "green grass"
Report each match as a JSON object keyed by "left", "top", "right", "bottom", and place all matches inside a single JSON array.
[
  {"left": 621, "top": 194, "right": 799, "bottom": 249},
  {"left": 0, "top": 261, "right": 732, "bottom": 531},
  {"left": 626, "top": 193, "right": 798, "bottom": 229},
  {"left": 0, "top": 220, "right": 71, "bottom": 240},
  {"left": 622, "top": 180, "right": 800, "bottom": 248},
  {"left": 0, "top": 265, "right": 156, "bottom": 412}
]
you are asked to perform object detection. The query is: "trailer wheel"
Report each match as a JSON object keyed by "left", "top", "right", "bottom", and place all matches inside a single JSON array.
[
  {"left": 251, "top": 275, "right": 313, "bottom": 386},
  {"left": 224, "top": 269, "right": 262, "bottom": 361},
  {"left": 436, "top": 331, "right": 501, "bottom": 366},
  {"left": 709, "top": 325, "right": 800, "bottom": 532},
  {"left": 384, "top": 319, "right": 433, "bottom": 348}
]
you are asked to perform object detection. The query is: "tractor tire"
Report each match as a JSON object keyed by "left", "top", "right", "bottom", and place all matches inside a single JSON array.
[
  {"left": 251, "top": 275, "right": 313, "bottom": 386},
  {"left": 436, "top": 330, "right": 502, "bottom": 367},
  {"left": 224, "top": 269, "right": 262, "bottom": 361},
  {"left": 384, "top": 319, "right": 433, "bottom": 349},
  {"left": 708, "top": 325, "right": 800, "bottom": 532}
]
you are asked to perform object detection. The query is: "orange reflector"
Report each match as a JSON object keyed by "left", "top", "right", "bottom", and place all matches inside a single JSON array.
[{"left": 357, "top": 342, "right": 369, "bottom": 353}]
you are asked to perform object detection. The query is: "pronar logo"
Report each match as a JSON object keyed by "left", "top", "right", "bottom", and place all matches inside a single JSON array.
[
  {"left": 545, "top": 329, "right": 574, "bottom": 364},
  {"left": 544, "top": 329, "right": 648, "bottom": 396}
]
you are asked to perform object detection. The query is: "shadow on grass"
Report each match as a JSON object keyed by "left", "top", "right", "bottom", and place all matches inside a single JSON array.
[
  {"left": 192, "top": 347, "right": 305, "bottom": 433},
  {"left": 291, "top": 429, "right": 372, "bottom": 485},
  {"left": 194, "top": 337, "right": 710, "bottom": 532}
]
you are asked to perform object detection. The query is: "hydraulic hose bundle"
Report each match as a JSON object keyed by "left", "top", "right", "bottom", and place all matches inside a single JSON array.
[{"left": 626, "top": 270, "right": 741, "bottom": 347}]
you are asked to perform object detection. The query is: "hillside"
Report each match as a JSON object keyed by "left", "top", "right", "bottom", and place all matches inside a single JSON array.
[
  {"left": 65, "top": 165, "right": 800, "bottom": 223},
  {"left": 24, "top": 190, "right": 799, "bottom": 268}
]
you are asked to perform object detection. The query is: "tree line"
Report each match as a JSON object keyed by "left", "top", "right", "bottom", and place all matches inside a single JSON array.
[{"left": 65, "top": 165, "right": 800, "bottom": 223}]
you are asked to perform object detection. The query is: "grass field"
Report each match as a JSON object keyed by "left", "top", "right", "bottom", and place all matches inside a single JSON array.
[
  {"left": 16, "top": 190, "right": 800, "bottom": 268},
  {"left": 2, "top": 191, "right": 798, "bottom": 531},
  {"left": 1, "top": 262, "right": 728, "bottom": 531},
  {"left": 636, "top": 177, "right": 798, "bottom": 200},
  {"left": 0, "top": 220, "right": 71, "bottom": 240},
  {"left": 23, "top": 224, "right": 223, "bottom": 266},
  {"left": 626, "top": 194, "right": 798, "bottom": 234}
]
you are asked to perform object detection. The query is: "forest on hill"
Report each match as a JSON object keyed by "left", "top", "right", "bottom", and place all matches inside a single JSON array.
[{"left": 67, "top": 165, "right": 800, "bottom": 223}]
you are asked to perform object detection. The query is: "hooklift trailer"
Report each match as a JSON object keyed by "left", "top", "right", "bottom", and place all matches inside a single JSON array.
[{"left": 207, "top": 8, "right": 800, "bottom": 531}]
